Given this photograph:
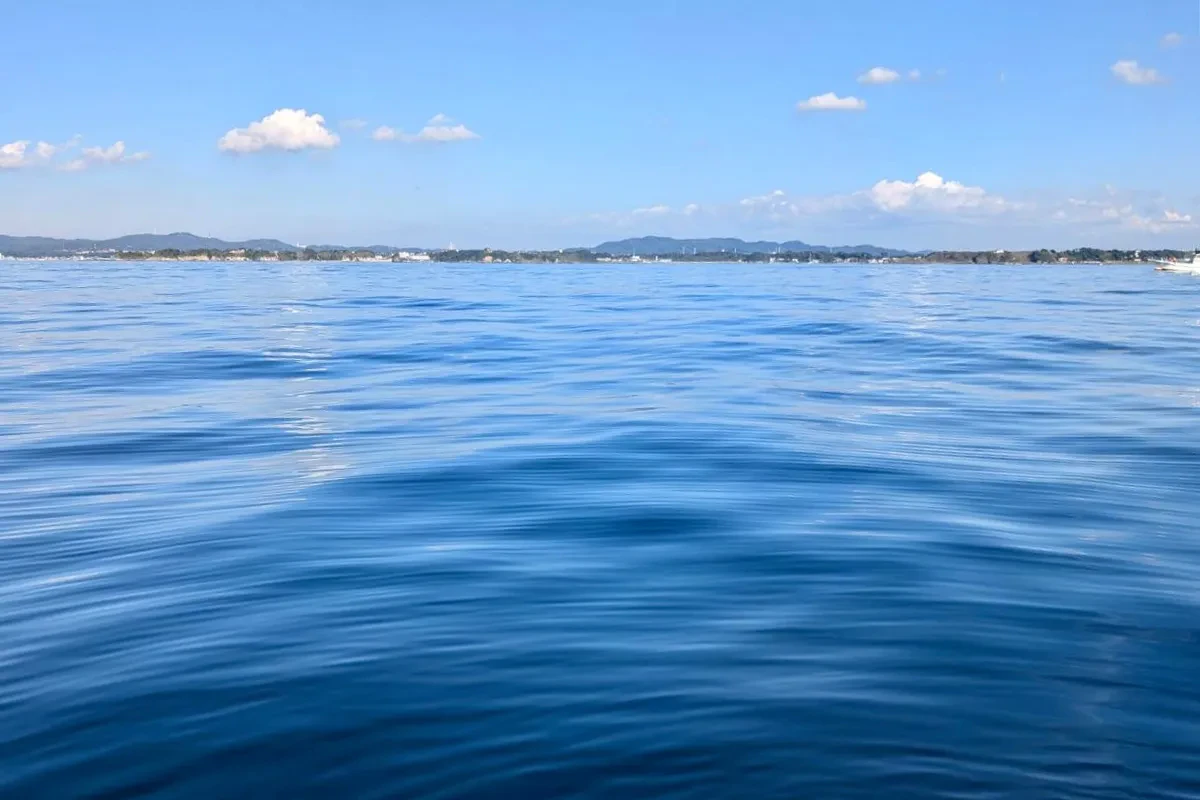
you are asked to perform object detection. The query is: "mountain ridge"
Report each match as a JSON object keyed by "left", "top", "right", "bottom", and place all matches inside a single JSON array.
[
  {"left": 1, "top": 232, "right": 913, "bottom": 258},
  {"left": 0, "top": 233, "right": 416, "bottom": 257},
  {"left": 590, "top": 236, "right": 912, "bottom": 257}
]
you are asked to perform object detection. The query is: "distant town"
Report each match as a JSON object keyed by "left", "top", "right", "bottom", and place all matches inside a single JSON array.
[
  {"left": 0, "top": 233, "right": 1192, "bottom": 265},
  {"left": 3, "top": 247, "right": 1192, "bottom": 266}
]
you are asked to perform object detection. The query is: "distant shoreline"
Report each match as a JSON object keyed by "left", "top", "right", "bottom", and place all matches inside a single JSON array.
[{"left": 0, "top": 254, "right": 1161, "bottom": 267}]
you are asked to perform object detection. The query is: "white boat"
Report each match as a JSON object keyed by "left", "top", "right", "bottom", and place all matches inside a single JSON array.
[{"left": 1152, "top": 253, "right": 1200, "bottom": 275}]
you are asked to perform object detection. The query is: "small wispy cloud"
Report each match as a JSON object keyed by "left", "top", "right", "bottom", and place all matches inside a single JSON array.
[
  {"left": 907, "top": 69, "right": 921, "bottom": 81},
  {"left": 1057, "top": 192, "right": 1196, "bottom": 233},
  {"left": 585, "top": 178, "right": 1194, "bottom": 244},
  {"left": 340, "top": 118, "right": 368, "bottom": 130},
  {"left": 796, "top": 92, "right": 867, "bottom": 111},
  {"left": 1111, "top": 59, "right": 1167, "bottom": 85},
  {"left": 2, "top": 134, "right": 133, "bottom": 171},
  {"left": 84, "top": 141, "right": 150, "bottom": 164},
  {"left": 372, "top": 114, "right": 480, "bottom": 144},
  {"left": 60, "top": 141, "right": 151, "bottom": 172},
  {"left": 1160, "top": 32, "right": 1182, "bottom": 49},
  {"left": 858, "top": 67, "right": 900, "bottom": 85},
  {"left": 218, "top": 108, "right": 340, "bottom": 153}
]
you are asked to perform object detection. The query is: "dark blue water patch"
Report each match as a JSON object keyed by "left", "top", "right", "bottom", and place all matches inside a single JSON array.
[
  {"left": 1, "top": 260, "right": 1199, "bottom": 798},
  {"left": 762, "top": 321, "right": 869, "bottom": 336},
  {"left": 0, "top": 349, "right": 324, "bottom": 398},
  {"left": 0, "top": 420, "right": 311, "bottom": 473},
  {"left": 1020, "top": 333, "right": 1158, "bottom": 355}
]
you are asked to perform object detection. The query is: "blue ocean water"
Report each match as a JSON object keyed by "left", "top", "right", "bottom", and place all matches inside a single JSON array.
[{"left": 1, "top": 260, "right": 1199, "bottom": 798}]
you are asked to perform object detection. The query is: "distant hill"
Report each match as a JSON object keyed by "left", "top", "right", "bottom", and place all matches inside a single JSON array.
[
  {"left": 0, "top": 232, "right": 298, "bottom": 257},
  {"left": 591, "top": 236, "right": 911, "bottom": 257},
  {"left": 0, "top": 233, "right": 421, "bottom": 257},
  {"left": 1, "top": 231, "right": 911, "bottom": 258}
]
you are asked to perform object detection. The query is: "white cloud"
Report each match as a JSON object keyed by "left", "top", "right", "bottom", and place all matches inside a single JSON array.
[
  {"left": 858, "top": 67, "right": 900, "bottom": 85},
  {"left": 0, "top": 140, "right": 31, "bottom": 169},
  {"left": 372, "top": 114, "right": 480, "bottom": 144},
  {"left": 1055, "top": 192, "right": 1196, "bottom": 233},
  {"left": 1125, "top": 210, "right": 1194, "bottom": 233},
  {"left": 796, "top": 92, "right": 867, "bottom": 111},
  {"left": 218, "top": 108, "right": 340, "bottom": 153},
  {"left": 81, "top": 141, "right": 150, "bottom": 164},
  {"left": 586, "top": 179, "right": 1194, "bottom": 245},
  {"left": 740, "top": 189, "right": 787, "bottom": 207},
  {"left": 340, "top": 118, "right": 368, "bottom": 130},
  {"left": 43, "top": 140, "right": 151, "bottom": 171},
  {"left": 868, "top": 171, "right": 1004, "bottom": 213},
  {"left": 1, "top": 136, "right": 89, "bottom": 169},
  {"left": 908, "top": 69, "right": 921, "bottom": 81},
  {"left": 1161, "top": 32, "right": 1182, "bottom": 49},
  {"left": 412, "top": 122, "right": 480, "bottom": 143},
  {"left": 730, "top": 173, "right": 1009, "bottom": 223},
  {"left": 1111, "top": 60, "right": 1167, "bottom": 85}
]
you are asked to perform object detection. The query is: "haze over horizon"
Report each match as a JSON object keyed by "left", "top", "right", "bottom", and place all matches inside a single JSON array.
[{"left": 2, "top": 1, "right": 1197, "bottom": 250}]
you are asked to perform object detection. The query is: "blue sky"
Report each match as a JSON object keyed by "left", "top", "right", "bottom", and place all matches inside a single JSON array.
[{"left": 1, "top": 0, "right": 1196, "bottom": 249}]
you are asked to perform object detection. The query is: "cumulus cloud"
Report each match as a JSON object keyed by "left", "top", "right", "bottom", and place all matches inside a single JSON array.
[
  {"left": 1163, "top": 209, "right": 1192, "bottom": 224},
  {"left": 218, "top": 108, "right": 340, "bottom": 153},
  {"left": 372, "top": 114, "right": 480, "bottom": 144},
  {"left": 1111, "top": 60, "right": 1167, "bottom": 85},
  {"left": 868, "top": 171, "right": 1005, "bottom": 213},
  {"left": 632, "top": 204, "right": 671, "bottom": 215},
  {"left": 858, "top": 67, "right": 900, "bottom": 85},
  {"left": 1161, "top": 32, "right": 1182, "bottom": 49},
  {"left": 796, "top": 92, "right": 867, "bottom": 111}
]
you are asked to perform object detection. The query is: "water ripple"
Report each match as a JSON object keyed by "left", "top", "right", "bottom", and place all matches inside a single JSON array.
[{"left": 1, "top": 260, "right": 1198, "bottom": 798}]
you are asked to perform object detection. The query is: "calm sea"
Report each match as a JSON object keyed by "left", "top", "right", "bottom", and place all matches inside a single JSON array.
[{"left": 2, "top": 260, "right": 1199, "bottom": 798}]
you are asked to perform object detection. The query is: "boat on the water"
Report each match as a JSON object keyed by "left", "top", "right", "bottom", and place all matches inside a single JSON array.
[{"left": 1152, "top": 253, "right": 1200, "bottom": 275}]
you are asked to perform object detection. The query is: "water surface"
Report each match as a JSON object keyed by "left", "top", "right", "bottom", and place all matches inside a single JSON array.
[{"left": 2, "top": 261, "right": 1199, "bottom": 798}]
